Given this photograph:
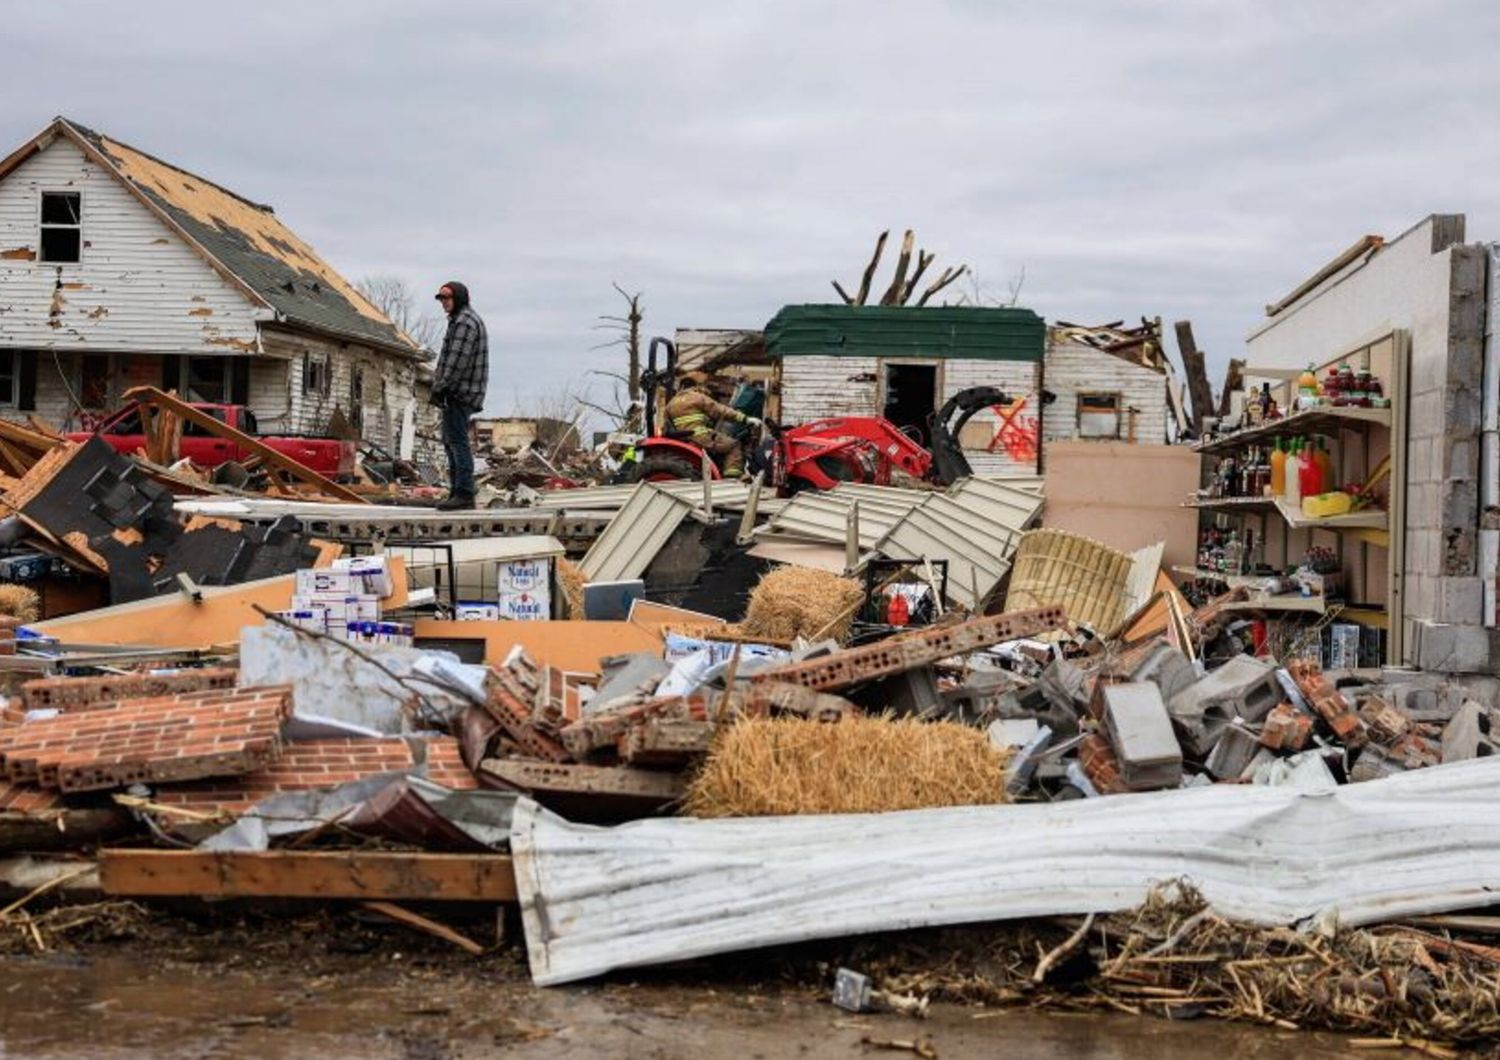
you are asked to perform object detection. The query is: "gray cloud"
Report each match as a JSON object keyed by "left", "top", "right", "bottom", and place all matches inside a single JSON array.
[{"left": 4, "top": 0, "right": 1497, "bottom": 417}]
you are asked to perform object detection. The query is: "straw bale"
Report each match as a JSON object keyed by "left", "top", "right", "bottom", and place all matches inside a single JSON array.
[
  {"left": 0, "top": 584, "right": 39, "bottom": 624},
  {"left": 556, "top": 558, "right": 585, "bottom": 620},
  {"left": 684, "top": 715, "right": 1009, "bottom": 817},
  {"left": 738, "top": 566, "right": 864, "bottom": 644}
]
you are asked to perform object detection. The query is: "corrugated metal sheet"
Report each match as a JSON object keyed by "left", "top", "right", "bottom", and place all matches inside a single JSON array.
[
  {"left": 512, "top": 756, "right": 1500, "bottom": 985},
  {"left": 753, "top": 484, "right": 928, "bottom": 550},
  {"left": 765, "top": 305, "right": 1045, "bottom": 362},
  {"left": 874, "top": 478, "right": 1043, "bottom": 609},
  {"left": 534, "top": 480, "right": 753, "bottom": 512},
  {"left": 580, "top": 484, "right": 695, "bottom": 582}
]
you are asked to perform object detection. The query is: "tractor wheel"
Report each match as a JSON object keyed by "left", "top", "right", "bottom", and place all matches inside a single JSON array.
[{"left": 615, "top": 453, "right": 702, "bottom": 484}]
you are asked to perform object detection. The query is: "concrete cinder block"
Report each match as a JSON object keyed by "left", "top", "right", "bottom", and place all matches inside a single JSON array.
[
  {"left": 1413, "top": 621, "right": 1500, "bottom": 674},
  {"left": 1432, "top": 577, "right": 1484, "bottom": 625},
  {"left": 1441, "top": 700, "right": 1498, "bottom": 761},
  {"left": 1205, "top": 721, "right": 1260, "bottom": 780},
  {"left": 1168, "top": 654, "right": 1282, "bottom": 748},
  {"left": 1126, "top": 643, "right": 1197, "bottom": 704},
  {"left": 1101, "top": 682, "right": 1182, "bottom": 790}
]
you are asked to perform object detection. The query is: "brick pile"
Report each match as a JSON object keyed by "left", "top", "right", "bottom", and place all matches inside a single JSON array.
[
  {"left": 20, "top": 668, "right": 238, "bottom": 714},
  {"left": 0, "top": 616, "right": 18, "bottom": 657},
  {"left": 152, "top": 736, "right": 477, "bottom": 813},
  {"left": 0, "top": 686, "right": 291, "bottom": 793},
  {"left": 1287, "top": 659, "right": 1369, "bottom": 747}
]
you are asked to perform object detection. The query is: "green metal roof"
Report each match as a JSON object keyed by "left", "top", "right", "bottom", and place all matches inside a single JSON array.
[{"left": 764, "top": 304, "right": 1045, "bottom": 361}]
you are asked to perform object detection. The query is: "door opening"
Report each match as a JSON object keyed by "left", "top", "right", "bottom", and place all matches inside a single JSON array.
[{"left": 882, "top": 362, "right": 938, "bottom": 448}]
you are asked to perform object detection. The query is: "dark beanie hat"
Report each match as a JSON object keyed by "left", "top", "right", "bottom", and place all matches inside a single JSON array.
[{"left": 443, "top": 281, "right": 470, "bottom": 312}]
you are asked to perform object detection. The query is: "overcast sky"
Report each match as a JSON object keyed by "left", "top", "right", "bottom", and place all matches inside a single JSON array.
[{"left": 5, "top": 1, "right": 1497, "bottom": 417}]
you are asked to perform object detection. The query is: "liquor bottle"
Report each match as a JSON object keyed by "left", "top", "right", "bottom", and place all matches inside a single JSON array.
[{"left": 1269, "top": 437, "right": 1287, "bottom": 496}]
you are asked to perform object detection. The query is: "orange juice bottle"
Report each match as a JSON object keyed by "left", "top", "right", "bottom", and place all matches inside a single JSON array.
[{"left": 1269, "top": 437, "right": 1287, "bottom": 496}]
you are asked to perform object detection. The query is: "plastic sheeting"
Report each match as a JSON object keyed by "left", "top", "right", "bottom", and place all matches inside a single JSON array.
[{"left": 512, "top": 756, "right": 1500, "bottom": 985}]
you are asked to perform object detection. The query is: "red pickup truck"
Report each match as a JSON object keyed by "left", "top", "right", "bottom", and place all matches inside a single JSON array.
[{"left": 67, "top": 403, "right": 357, "bottom": 478}]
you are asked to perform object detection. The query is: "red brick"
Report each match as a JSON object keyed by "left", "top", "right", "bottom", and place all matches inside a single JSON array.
[{"left": 20, "top": 668, "right": 238, "bottom": 713}]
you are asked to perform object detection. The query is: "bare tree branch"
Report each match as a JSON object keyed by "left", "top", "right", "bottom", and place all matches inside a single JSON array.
[
  {"left": 900, "top": 249, "right": 936, "bottom": 305},
  {"left": 916, "top": 264, "right": 969, "bottom": 307},
  {"left": 831, "top": 280, "right": 855, "bottom": 305},
  {"left": 356, "top": 275, "right": 443, "bottom": 352}
]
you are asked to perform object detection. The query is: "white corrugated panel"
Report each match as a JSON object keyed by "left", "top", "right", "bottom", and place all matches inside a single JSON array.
[
  {"left": 754, "top": 486, "right": 925, "bottom": 549},
  {"left": 534, "top": 480, "right": 752, "bottom": 511},
  {"left": 512, "top": 756, "right": 1500, "bottom": 985},
  {"left": 579, "top": 483, "right": 694, "bottom": 582},
  {"left": 874, "top": 479, "right": 1043, "bottom": 610}
]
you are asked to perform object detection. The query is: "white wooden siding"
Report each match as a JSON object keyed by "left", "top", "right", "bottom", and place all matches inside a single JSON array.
[
  {"left": 0, "top": 138, "right": 263, "bottom": 355},
  {"left": 1041, "top": 341, "right": 1168, "bottom": 446},
  {"left": 261, "top": 330, "right": 434, "bottom": 457},
  {"left": 940, "top": 358, "right": 1043, "bottom": 476},
  {"left": 779, "top": 355, "right": 881, "bottom": 422}
]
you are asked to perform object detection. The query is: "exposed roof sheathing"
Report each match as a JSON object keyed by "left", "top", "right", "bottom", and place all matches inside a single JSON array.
[{"left": 6, "top": 118, "right": 419, "bottom": 356}]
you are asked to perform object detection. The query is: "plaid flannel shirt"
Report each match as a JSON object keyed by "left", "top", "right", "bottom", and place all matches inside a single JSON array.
[{"left": 433, "top": 305, "right": 489, "bottom": 411}]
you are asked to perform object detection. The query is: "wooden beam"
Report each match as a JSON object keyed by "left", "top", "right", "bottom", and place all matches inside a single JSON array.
[
  {"left": 100, "top": 849, "right": 517, "bottom": 902},
  {"left": 1173, "top": 320, "right": 1214, "bottom": 434},
  {"left": 1218, "top": 357, "right": 1245, "bottom": 418},
  {"left": 122, "top": 387, "right": 366, "bottom": 504}
]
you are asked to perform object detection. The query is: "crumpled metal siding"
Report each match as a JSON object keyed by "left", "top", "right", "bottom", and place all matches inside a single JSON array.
[
  {"left": 579, "top": 483, "right": 695, "bottom": 582},
  {"left": 874, "top": 478, "right": 1044, "bottom": 610},
  {"left": 511, "top": 756, "right": 1500, "bottom": 985}
]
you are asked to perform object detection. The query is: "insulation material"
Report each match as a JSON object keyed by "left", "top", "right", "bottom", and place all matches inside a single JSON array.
[
  {"left": 511, "top": 756, "right": 1500, "bottom": 985},
  {"left": 737, "top": 567, "right": 864, "bottom": 644},
  {"left": 683, "top": 716, "right": 1009, "bottom": 818},
  {"left": 1005, "top": 528, "right": 1134, "bottom": 633}
]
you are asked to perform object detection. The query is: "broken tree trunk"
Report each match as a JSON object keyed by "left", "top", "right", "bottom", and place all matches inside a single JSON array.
[
  {"left": 854, "top": 230, "right": 889, "bottom": 306},
  {"left": 1173, "top": 321, "right": 1214, "bottom": 435},
  {"left": 900, "top": 250, "right": 936, "bottom": 305},
  {"left": 880, "top": 230, "right": 916, "bottom": 305},
  {"left": 915, "top": 265, "right": 967, "bottom": 307}
]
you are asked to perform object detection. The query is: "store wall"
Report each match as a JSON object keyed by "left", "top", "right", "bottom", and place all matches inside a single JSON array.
[
  {"left": 1244, "top": 214, "right": 1496, "bottom": 671},
  {"left": 1041, "top": 441, "right": 1201, "bottom": 572}
]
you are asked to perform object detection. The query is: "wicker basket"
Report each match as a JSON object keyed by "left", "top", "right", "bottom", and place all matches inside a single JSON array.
[{"left": 1005, "top": 528, "right": 1134, "bottom": 634}]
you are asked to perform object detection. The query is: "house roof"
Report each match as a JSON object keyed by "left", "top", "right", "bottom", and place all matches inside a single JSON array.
[
  {"left": 0, "top": 117, "right": 420, "bottom": 356},
  {"left": 764, "top": 305, "right": 1045, "bottom": 362}
]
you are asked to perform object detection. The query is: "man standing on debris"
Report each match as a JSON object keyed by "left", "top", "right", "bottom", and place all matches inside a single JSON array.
[
  {"left": 666, "top": 371, "right": 760, "bottom": 478},
  {"left": 432, "top": 281, "right": 489, "bottom": 510}
]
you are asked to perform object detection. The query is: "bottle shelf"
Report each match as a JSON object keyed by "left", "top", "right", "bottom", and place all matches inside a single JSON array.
[{"left": 1194, "top": 405, "right": 1391, "bottom": 454}]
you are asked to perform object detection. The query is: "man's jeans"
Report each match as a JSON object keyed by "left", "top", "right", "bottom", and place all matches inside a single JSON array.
[{"left": 441, "top": 400, "right": 476, "bottom": 498}]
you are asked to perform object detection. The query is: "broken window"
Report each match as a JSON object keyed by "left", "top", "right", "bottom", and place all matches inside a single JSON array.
[
  {"left": 0, "top": 352, "right": 14, "bottom": 406},
  {"left": 184, "top": 357, "right": 229, "bottom": 403},
  {"left": 349, "top": 365, "right": 365, "bottom": 433},
  {"left": 1077, "top": 392, "right": 1122, "bottom": 439},
  {"left": 302, "top": 352, "right": 331, "bottom": 396},
  {"left": 81, "top": 354, "right": 111, "bottom": 410},
  {"left": 38, "top": 192, "right": 82, "bottom": 264}
]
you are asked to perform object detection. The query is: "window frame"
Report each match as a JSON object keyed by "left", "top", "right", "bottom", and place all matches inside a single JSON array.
[
  {"left": 1076, "top": 390, "right": 1123, "bottom": 440},
  {"left": 302, "top": 351, "right": 331, "bottom": 397},
  {"left": 37, "top": 190, "right": 84, "bottom": 265}
]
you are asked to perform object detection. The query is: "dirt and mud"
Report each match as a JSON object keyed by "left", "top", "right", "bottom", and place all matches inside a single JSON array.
[{"left": 0, "top": 902, "right": 1374, "bottom": 1058}]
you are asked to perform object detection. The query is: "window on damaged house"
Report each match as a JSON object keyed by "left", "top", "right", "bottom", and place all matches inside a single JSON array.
[
  {"left": 349, "top": 365, "right": 365, "bottom": 433},
  {"left": 38, "top": 192, "right": 82, "bottom": 264},
  {"left": 302, "top": 353, "right": 331, "bottom": 396},
  {"left": 1077, "top": 392, "right": 1122, "bottom": 439}
]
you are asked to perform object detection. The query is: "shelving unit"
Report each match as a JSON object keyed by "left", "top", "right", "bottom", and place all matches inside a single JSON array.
[{"left": 1183, "top": 333, "right": 1409, "bottom": 665}]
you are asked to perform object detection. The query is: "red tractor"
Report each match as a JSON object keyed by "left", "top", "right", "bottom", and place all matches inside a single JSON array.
[{"left": 616, "top": 337, "right": 1013, "bottom": 493}]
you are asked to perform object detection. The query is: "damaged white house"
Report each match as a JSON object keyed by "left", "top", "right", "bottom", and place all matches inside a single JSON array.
[{"left": 0, "top": 116, "right": 437, "bottom": 459}]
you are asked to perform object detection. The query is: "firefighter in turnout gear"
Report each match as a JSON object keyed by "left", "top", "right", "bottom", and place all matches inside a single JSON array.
[{"left": 665, "top": 371, "right": 761, "bottom": 477}]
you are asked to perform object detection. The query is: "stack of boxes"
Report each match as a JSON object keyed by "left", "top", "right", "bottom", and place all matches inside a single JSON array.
[{"left": 279, "top": 555, "right": 413, "bottom": 648}]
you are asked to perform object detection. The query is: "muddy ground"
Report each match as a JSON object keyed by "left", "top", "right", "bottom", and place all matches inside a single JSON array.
[{"left": 0, "top": 903, "right": 1377, "bottom": 1058}]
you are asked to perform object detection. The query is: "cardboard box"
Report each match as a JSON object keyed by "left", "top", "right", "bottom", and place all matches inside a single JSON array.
[
  {"left": 456, "top": 602, "right": 501, "bottom": 622},
  {"left": 498, "top": 558, "right": 552, "bottom": 622},
  {"left": 271, "top": 607, "right": 328, "bottom": 633},
  {"left": 296, "top": 569, "right": 358, "bottom": 596},
  {"left": 292, "top": 593, "right": 380, "bottom": 624},
  {"left": 332, "top": 555, "right": 394, "bottom": 597}
]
